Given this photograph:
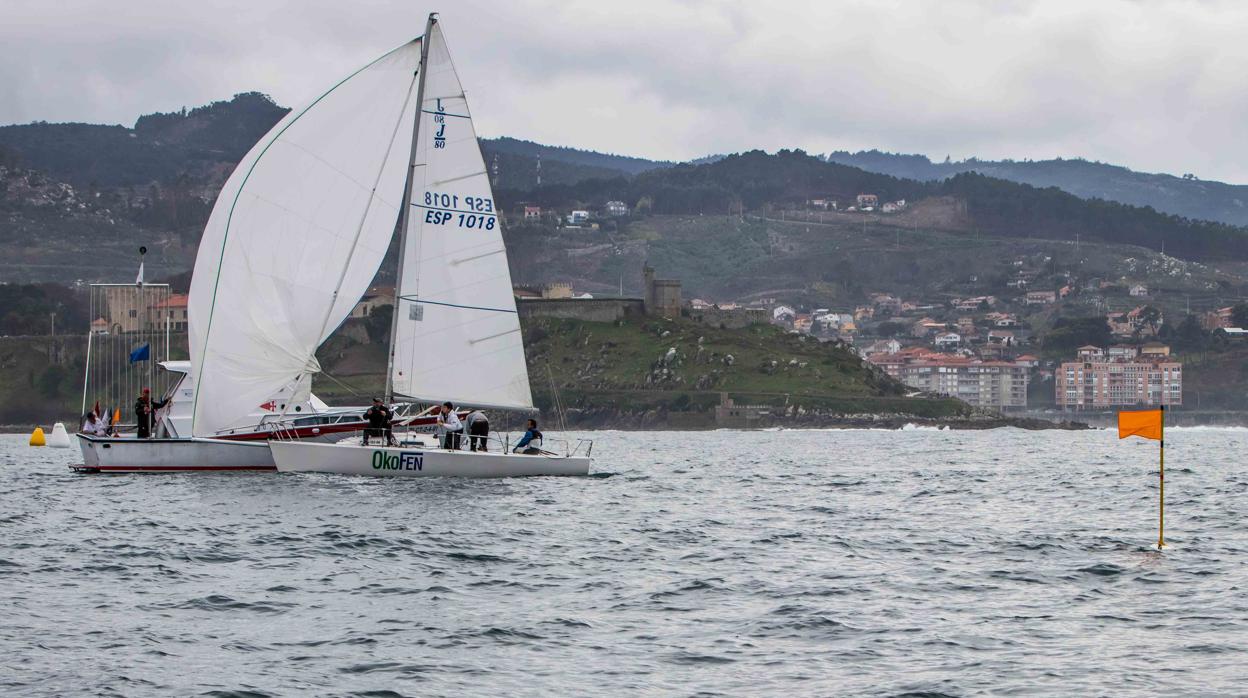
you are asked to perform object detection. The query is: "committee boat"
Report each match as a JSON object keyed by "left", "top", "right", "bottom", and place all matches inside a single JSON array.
[
  {"left": 74, "top": 359, "right": 457, "bottom": 472},
  {"left": 264, "top": 14, "right": 591, "bottom": 478}
]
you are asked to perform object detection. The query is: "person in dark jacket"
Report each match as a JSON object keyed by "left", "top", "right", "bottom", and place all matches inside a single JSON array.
[
  {"left": 465, "top": 409, "right": 489, "bottom": 452},
  {"left": 134, "top": 388, "right": 168, "bottom": 439},
  {"left": 512, "top": 419, "right": 543, "bottom": 454},
  {"left": 363, "top": 398, "right": 395, "bottom": 445}
]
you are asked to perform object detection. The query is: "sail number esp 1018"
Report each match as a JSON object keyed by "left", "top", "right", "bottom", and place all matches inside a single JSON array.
[{"left": 421, "top": 192, "right": 496, "bottom": 230}]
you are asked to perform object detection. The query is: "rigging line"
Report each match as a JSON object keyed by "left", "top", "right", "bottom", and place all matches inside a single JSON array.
[
  {"left": 431, "top": 170, "right": 487, "bottom": 187},
  {"left": 318, "top": 370, "right": 366, "bottom": 397},
  {"left": 469, "top": 327, "right": 521, "bottom": 344},
  {"left": 421, "top": 109, "right": 470, "bottom": 119},
  {"left": 398, "top": 296, "right": 517, "bottom": 314},
  {"left": 452, "top": 249, "right": 505, "bottom": 265}
]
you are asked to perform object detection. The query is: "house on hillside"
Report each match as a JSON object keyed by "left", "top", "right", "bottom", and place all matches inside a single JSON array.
[
  {"left": 1129, "top": 284, "right": 1149, "bottom": 298},
  {"left": 856, "top": 194, "right": 879, "bottom": 209},
  {"left": 1077, "top": 345, "right": 1104, "bottom": 360},
  {"left": 523, "top": 205, "right": 542, "bottom": 220},
  {"left": 861, "top": 338, "right": 902, "bottom": 356},
  {"left": 987, "top": 329, "right": 1016, "bottom": 347},
  {"left": 910, "top": 318, "right": 946, "bottom": 338},
  {"left": 955, "top": 296, "right": 997, "bottom": 311},
  {"left": 604, "top": 200, "right": 629, "bottom": 217},
  {"left": 1202, "top": 306, "right": 1234, "bottom": 330},
  {"left": 934, "top": 332, "right": 961, "bottom": 349},
  {"left": 1108, "top": 305, "right": 1162, "bottom": 337},
  {"left": 870, "top": 293, "right": 902, "bottom": 314},
  {"left": 1025, "top": 290, "right": 1057, "bottom": 305}
]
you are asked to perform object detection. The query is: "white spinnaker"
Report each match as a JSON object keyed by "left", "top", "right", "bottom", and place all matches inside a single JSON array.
[
  {"left": 390, "top": 22, "right": 532, "bottom": 410},
  {"left": 189, "top": 40, "right": 422, "bottom": 437}
]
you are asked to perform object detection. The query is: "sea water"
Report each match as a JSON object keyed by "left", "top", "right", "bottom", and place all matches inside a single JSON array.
[{"left": 1, "top": 428, "right": 1245, "bottom": 696}]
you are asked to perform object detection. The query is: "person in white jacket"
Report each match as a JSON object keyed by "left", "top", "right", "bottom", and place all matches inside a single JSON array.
[
  {"left": 81, "top": 410, "right": 108, "bottom": 437},
  {"left": 438, "top": 401, "right": 464, "bottom": 450}
]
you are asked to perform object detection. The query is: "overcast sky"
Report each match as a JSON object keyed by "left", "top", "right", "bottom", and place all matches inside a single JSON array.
[{"left": 4, "top": 0, "right": 1248, "bottom": 182}]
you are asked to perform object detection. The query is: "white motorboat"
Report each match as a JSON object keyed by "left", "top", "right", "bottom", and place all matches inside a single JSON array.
[
  {"left": 73, "top": 356, "right": 458, "bottom": 472},
  {"left": 76, "top": 435, "right": 275, "bottom": 473}
]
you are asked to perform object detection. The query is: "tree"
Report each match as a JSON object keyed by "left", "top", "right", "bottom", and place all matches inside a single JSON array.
[
  {"left": 1043, "top": 316, "right": 1111, "bottom": 354},
  {"left": 1171, "top": 314, "right": 1208, "bottom": 352},
  {"left": 1232, "top": 302, "right": 1248, "bottom": 328},
  {"left": 36, "top": 366, "right": 66, "bottom": 399},
  {"left": 875, "top": 321, "right": 906, "bottom": 338},
  {"left": 1139, "top": 305, "right": 1162, "bottom": 335}
]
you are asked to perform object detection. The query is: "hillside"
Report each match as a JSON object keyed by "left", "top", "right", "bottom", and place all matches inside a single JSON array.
[
  {"left": 308, "top": 315, "right": 975, "bottom": 428},
  {"left": 481, "top": 136, "right": 670, "bottom": 176},
  {"left": 502, "top": 210, "right": 1248, "bottom": 316},
  {"left": 0, "top": 316, "right": 975, "bottom": 429},
  {"left": 501, "top": 150, "right": 1248, "bottom": 263},
  {"left": 826, "top": 150, "right": 1248, "bottom": 228}
]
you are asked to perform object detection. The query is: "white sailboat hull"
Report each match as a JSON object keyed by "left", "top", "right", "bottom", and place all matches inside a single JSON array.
[
  {"left": 76, "top": 434, "right": 275, "bottom": 473},
  {"left": 270, "top": 440, "right": 591, "bottom": 478}
]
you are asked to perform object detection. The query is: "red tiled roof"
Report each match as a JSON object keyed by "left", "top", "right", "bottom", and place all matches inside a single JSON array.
[{"left": 153, "top": 294, "right": 188, "bottom": 308}]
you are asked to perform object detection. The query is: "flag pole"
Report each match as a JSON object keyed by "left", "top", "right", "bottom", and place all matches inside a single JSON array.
[{"left": 1158, "top": 404, "right": 1165, "bottom": 549}]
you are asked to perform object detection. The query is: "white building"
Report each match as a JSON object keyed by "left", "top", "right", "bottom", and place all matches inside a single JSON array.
[
  {"left": 934, "top": 332, "right": 961, "bottom": 349},
  {"left": 605, "top": 200, "right": 629, "bottom": 217},
  {"left": 567, "top": 210, "right": 590, "bottom": 225}
]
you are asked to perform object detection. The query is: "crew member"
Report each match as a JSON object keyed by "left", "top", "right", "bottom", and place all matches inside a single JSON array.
[
  {"left": 363, "top": 398, "right": 395, "bottom": 445},
  {"left": 513, "top": 419, "right": 543, "bottom": 454},
  {"left": 465, "top": 409, "right": 490, "bottom": 452},
  {"left": 134, "top": 388, "right": 168, "bottom": 439},
  {"left": 438, "top": 401, "right": 463, "bottom": 450},
  {"left": 81, "top": 410, "right": 107, "bottom": 437}
]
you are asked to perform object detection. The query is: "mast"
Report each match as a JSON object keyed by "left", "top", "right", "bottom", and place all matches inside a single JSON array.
[{"left": 385, "top": 12, "right": 436, "bottom": 405}]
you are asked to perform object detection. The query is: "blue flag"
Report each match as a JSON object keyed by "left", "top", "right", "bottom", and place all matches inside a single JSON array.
[{"left": 129, "top": 343, "right": 151, "bottom": 363}]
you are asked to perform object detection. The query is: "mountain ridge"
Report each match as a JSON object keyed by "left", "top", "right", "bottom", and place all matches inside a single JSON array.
[{"left": 825, "top": 150, "right": 1248, "bottom": 228}]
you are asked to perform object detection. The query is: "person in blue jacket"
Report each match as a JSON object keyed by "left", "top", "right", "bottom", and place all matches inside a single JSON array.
[{"left": 512, "top": 419, "right": 543, "bottom": 454}]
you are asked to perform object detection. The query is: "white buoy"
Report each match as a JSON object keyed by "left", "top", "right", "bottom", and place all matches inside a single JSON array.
[{"left": 48, "top": 422, "right": 72, "bottom": 448}]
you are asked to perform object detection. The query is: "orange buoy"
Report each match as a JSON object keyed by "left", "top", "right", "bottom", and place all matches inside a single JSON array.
[{"left": 29, "top": 427, "right": 46, "bottom": 447}]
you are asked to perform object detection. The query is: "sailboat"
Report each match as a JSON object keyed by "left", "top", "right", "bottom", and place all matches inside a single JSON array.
[{"left": 190, "top": 14, "right": 589, "bottom": 477}]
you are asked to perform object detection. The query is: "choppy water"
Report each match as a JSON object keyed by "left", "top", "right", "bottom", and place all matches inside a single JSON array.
[{"left": 2, "top": 428, "right": 1246, "bottom": 696}]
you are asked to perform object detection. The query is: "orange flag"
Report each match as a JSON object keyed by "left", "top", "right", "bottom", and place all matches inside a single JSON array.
[{"left": 1118, "top": 409, "right": 1162, "bottom": 441}]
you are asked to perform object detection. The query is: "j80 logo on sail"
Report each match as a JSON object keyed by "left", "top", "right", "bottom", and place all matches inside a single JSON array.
[{"left": 372, "top": 451, "right": 424, "bottom": 471}]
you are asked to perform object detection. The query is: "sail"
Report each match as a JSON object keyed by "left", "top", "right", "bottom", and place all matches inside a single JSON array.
[
  {"left": 189, "top": 40, "right": 423, "bottom": 437},
  {"left": 389, "top": 21, "right": 533, "bottom": 410}
]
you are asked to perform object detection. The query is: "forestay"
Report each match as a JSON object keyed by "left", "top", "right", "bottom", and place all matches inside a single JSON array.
[
  {"left": 389, "top": 22, "right": 533, "bottom": 410},
  {"left": 189, "top": 40, "right": 422, "bottom": 437}
]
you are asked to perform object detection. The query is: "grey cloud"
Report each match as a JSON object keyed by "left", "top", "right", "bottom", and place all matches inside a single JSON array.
[{"left": 2, "top": 0, "right": 1248, "bottom": 181}]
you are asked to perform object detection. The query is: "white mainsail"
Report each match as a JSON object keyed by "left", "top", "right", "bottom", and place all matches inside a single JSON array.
[
  {"left": 189, "top": 40, "right": 423, "bottom": 437},
  {"left": 388, "top": 21, "right": 533, "bottom": 410}
]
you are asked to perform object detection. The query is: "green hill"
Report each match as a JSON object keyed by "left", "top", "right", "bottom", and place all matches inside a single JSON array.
[{"left": 308, "top": 315, "right": 974, "bottom": 427}]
